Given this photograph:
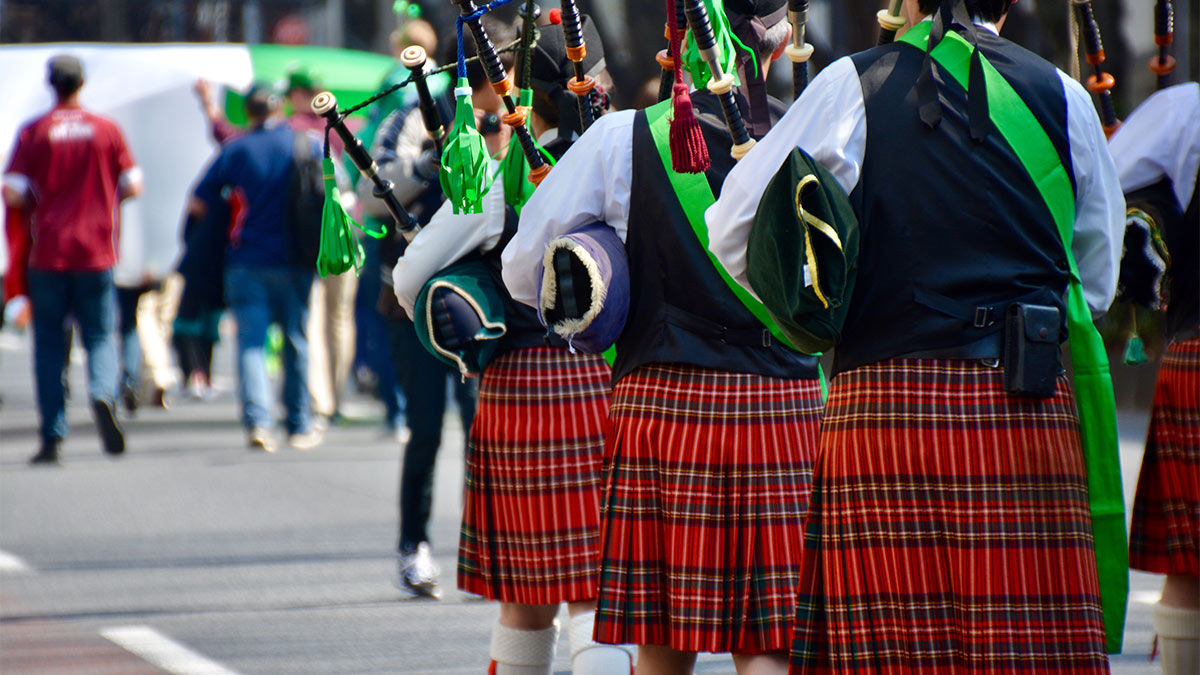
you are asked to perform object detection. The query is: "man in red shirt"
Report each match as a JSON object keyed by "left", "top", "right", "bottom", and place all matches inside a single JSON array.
[{"left": 3, "top": 54, "right": 144, "bottom": 465}]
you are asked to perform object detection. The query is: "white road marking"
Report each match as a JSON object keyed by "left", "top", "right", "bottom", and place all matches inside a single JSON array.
[
  {"left": 100, "top": 625, "right": 238, "bottom": 675},
  {"left": 0, "top": 549, "right": 33, "bottom": 573},
  {"left": 1131, "top": 590, "right": 1161, "bottom": 605}
]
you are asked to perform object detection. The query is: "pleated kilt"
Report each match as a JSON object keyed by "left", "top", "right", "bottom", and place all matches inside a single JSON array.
[
  {"left": 457, "top": 346, "right": 612, "bottom": 604},
  {"left": 595, "top": 363, "right": 823, "bottom": 654},
  {"left": 790, "top": 358, "right": 1109, "bottom": 674},
  {"left": 1129, "top": 336, "right": 1200, "bottom": 576}
]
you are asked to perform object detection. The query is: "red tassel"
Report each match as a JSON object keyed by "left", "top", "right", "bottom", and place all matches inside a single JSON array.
[
  {"left": 665, "top": 0, "right": 709, "bottom": 173},
  {"left": 670, "top": 82, "right": 709, "bottom": 173}
]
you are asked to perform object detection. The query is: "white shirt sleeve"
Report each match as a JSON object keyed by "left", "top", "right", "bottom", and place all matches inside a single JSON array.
[
  {"left": 706, "top": 56, "right": 865, "bottom": 295},
  {"left": 501, "top": 109, "right": 635, "bottom": 309},
  {"left": 1058, "top": 70, "right": 1125, "bottom": 316},
  {"left": 392, "top": 176, "right": 508, "bottom": 319},
  {"left": 1107, "top": 82, "right": 1200, "bottom": 211}
]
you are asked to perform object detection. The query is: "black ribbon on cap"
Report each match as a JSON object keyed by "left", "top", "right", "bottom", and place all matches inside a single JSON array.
[{"left": 916, "top": 0, "right": 990, "bottom": 142}]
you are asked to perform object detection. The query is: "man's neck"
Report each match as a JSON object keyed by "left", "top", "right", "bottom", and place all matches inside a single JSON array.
[{"left": 56, "top": 94, "right": 81, "bottom": 108}]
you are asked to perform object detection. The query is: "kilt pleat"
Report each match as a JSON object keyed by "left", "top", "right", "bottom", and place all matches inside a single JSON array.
[
  {"left": 595, "top": 364, "right": 823, "bottom": 654},
  {"left": 790, "top": 358, "right": 1109, "bottom": 674},
  {"left": 457, "top": 347, "right": 611, "bottom": 604},
  {"left": 1129, "top": 337, "right": 1200, "bottom": 576}
]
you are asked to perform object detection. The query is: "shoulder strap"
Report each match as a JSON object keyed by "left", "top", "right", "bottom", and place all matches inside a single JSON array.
[
  {"left": 644, "top": 99, "right": 801, "bottom": 353},
  {"left": 900, "top": 22, "right": 1128, "bottom": 653}
]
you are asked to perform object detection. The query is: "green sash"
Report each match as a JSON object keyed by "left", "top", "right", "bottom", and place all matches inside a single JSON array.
[
  {"left": 645, "top": 99, "right": 827, "bottom": 395},
  {"left": 900, "top": 22, "right": 1128, "bottom": 653},
  {"left": 645, "top": 100, "right": 800, "bottom": 353}
]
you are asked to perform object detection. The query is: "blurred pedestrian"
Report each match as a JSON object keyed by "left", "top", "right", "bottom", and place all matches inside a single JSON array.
[
  {"left": 188, "top": 83, "right": 321, "bottom": 453},
  {"left": 3, "top": 54, "right": 143, "bottom": 464},
  {"left": 284, "top": 67, "right": 357, "bottom": 425}
]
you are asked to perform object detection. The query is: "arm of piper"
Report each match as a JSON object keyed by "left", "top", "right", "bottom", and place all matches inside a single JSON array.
[
  {"left": 1058, "top": 70, "right": 1125, "bottom": 317},
  {"left": 501, "top": 109, "right": 635, "bottom": 309},
  {"left": 392, "top": 175, "right": 508, "bottom": 319},
  {"left": 706, "top": 56, "right": 865, "bottom": 295}
]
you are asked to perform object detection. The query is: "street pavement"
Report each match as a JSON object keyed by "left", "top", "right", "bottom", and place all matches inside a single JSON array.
[{"left": 0, "top": 328, "right": 1168, "bottom": 673}]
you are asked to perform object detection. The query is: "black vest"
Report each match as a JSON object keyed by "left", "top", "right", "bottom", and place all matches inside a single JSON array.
[
  {"left": 615, "top": 90, "right": 819, "bottom": 383},
  {"left": 836, "top": 31, "right": 1076, "bottom": 375}
]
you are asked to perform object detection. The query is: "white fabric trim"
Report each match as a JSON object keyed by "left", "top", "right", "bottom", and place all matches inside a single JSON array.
[
  {"left": 488, "top": 621, "right": 559, "bottom": 667},
  {"left": 540, "top": 235, "right": 609, "bottom": 348},
  {"left": 392, "top": 180, "right": 507, "bottom": 319},
  {"left": 503, "top": 109, "right": 634, "bottom": 309}
]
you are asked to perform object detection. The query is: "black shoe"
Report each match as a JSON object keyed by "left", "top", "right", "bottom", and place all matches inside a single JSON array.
[
  {"left": 29, "top": 441, "right": 61, "bottom": 466},
  {"left": 150, "top": 386, "right": 169, "bottom": 410},
  {"left": 120, "top": 383, "right": 138, "bottom": 415},
  {"left": 91, "top": 399, "right": 126, "bottom": 456}
]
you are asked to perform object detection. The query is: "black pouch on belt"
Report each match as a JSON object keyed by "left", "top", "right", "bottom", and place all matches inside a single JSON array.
[{"left": 1003, "top": 303, "right": 1061, "bottom": 397}]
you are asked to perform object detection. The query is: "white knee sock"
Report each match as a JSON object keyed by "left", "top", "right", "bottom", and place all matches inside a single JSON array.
[
  {"left": 567, "top": 611, "right": 633, "bottom": 675},
  {"left": 489, "top": 620, "right": 559, "bottom": 675},
  {"left": 1154, "top": 602, "right": 1200, "bottom": 675}
]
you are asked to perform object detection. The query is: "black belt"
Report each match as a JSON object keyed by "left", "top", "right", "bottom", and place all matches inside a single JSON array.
[
  {"left": 663, "top": 304, "right": 774, "bottom": 349},
  {"left": 895, "top": 332, "right": 1004, "bottom": 364}
]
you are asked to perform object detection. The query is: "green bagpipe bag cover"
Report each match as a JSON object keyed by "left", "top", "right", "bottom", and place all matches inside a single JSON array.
[
  {"left": 412, "top": 259, "right": 507, "bottom": 378},
  {"left": 746, "top": 148, "right": 859, "bottom": 354}
]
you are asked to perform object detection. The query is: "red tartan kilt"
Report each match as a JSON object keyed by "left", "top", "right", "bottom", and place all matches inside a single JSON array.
[
  {"left": 1129, "top": 337, "right": 1200, "bottom": 576},
  {"left": 790, "top": 359, "right": 1109, "bottom": 674},
  {"left": 595, "top": 364, "right": 824, "bottom": 654},
  {"left": 457, "top": 347, "right": 611, "bottom": 604}
]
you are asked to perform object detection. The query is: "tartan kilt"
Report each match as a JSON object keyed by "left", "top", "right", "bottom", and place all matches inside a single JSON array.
[
  {"left": 1129, "top": 336, "right": 1200, "bottom": 576},
  {"left": 595, "top": 363, "right": 823, "bottom": 654},
  {"left": 457, "top": 347, "right": 612, "bottom": 604},
  {"left": 790, "top": 358, "right": 1109, "bottom": 674}
]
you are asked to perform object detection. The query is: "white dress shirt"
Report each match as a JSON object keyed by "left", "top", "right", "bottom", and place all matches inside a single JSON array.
[
  {"left": 391, "top": 167, "right": 506, "bottom": 319},
  {"left": 1107, "top": 82, "right": 1200, "bottom": 210},
  {"left": 393, "top": 127, "right": 577, "bottom": 319},
  {"left": 503, "top": 112, "right": 636, "bottom": 309},
  {"left": 705, "top": 23, "right": 1125, "bottom": 315}
]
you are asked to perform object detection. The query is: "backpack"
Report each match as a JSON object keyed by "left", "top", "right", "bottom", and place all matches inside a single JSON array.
[
  {"left": 287, "top": 129, "right": 325, "bottom": 268},
  {"left": 745, "top": 147, "right": 860, "bottom": 353}
]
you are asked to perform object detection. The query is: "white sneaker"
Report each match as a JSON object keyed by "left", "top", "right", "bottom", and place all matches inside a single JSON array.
[
  {"left": 394, "top": 542, "right": 441, "bottom": 599},
  {"left": 247, "top": 428, "right": 276, "bottom": 453},
  {"left": 287, "top": 428, "right": 323, "bottom": 450}
]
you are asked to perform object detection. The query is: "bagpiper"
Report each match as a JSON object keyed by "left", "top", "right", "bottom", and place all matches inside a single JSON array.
[
  {"left": 390, "top": 6, "right": 633, "bottom": 674},
  {"left": 1109, "top": 76, "right": 1199, "bottom": 674},
  {"left": 503, "top": 1, "right": 825, "bottom": 672},
  {"left": 707, "top": 0, "right": 1126, "bottom": 670}
]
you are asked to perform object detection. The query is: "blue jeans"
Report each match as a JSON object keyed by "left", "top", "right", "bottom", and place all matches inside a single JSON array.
[
  {"left": 28, "top": 269, "right": 119, "bottom": 444},
  {"left": 224, "top": 264, "right": 314, "bottom": 434},
  {"left": 116, "top": 284, "right": 156, "bottom": 394}
]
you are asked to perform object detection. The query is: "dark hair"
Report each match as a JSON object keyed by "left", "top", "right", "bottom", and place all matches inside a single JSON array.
[
  {"left": 917, "top": 0, "right": 1014, "bottom": 23},
  {"left": 47, "top": 55, "right": 84, "bottom": 99}
]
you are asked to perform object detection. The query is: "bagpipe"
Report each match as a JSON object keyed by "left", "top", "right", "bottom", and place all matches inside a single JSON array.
[
  {"left": 541, "top": 0, "right": 797, "bottom": 354},
  {"left": 1113, "top": 0, "right": 1182, "bottom": 366},
  {"left": 876, "top": 0, "right": 907, "bottom": 45},
  {"left": 1072, "top": 0, "right": 1120, "bottom": 137}
]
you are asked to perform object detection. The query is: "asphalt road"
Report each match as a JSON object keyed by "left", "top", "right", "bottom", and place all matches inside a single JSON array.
[{"left": 0, "top": 328, "right": 1168, "bottom": 674}]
